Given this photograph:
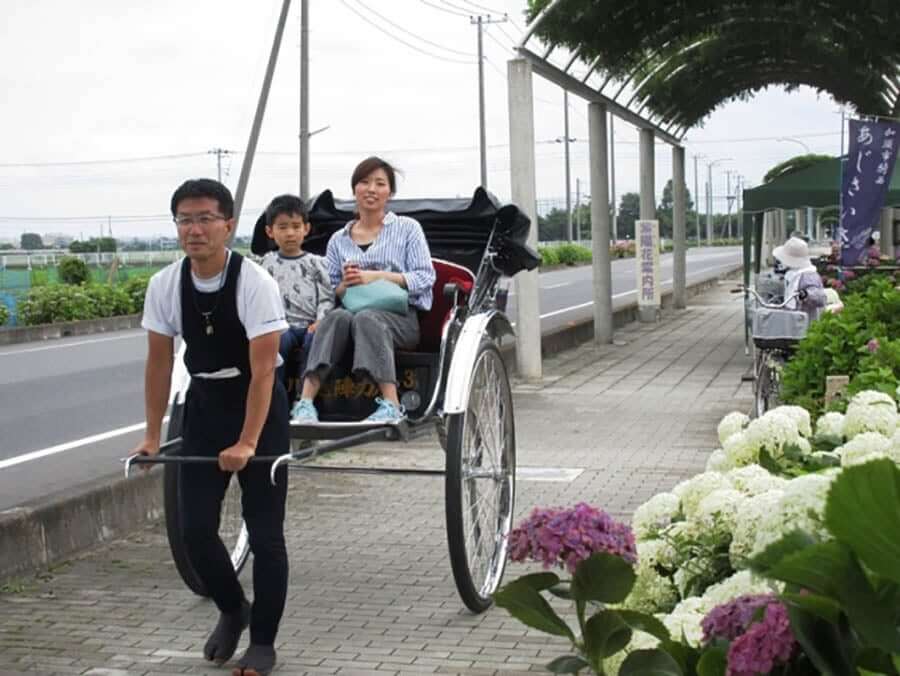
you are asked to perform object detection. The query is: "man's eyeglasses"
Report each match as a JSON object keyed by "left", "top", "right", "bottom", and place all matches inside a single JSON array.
[{"left": 174, "top": 213, "right": 227, "bottom": 228}]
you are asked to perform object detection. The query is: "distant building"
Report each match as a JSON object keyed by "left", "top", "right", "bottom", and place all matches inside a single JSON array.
[{"left": 44, "top": 232, "right": 75, "bottom": 248}]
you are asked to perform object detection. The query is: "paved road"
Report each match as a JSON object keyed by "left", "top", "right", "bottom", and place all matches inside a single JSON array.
[{"left": 0, "top": 246, "right": 740, "bottom": 510}]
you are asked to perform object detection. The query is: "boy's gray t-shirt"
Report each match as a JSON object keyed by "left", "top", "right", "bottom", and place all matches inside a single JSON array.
[{"left": 260, "top": 251, "right": 335, "bottom": 327}]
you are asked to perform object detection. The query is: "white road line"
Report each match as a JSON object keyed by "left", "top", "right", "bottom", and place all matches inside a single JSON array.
[
  {"left": 0, "top": 417, "right": 168, "bottom": 470},
  {"left": 0, "top": 332, "right": 142, "bottom": 357},
  {"left": 541, "top": 282, "right": 571, "bottom": 290}
]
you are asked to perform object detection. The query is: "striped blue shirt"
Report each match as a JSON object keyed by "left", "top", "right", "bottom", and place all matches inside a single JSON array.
[{"left": 325, "top": 212, "right": 436, "bottom": 311}]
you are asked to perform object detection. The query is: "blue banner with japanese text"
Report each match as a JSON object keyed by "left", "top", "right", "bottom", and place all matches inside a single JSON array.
[{"left": 839, "top": 119, "right": 899, "bottom": 265}]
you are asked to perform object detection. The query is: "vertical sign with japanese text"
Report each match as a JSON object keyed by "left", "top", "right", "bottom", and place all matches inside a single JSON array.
[
  {"left": 839, "top": 119, "right": 899, "bottom": 265},
  {"left": 636, "top": 220, "right": 660, "bottom": 307}
]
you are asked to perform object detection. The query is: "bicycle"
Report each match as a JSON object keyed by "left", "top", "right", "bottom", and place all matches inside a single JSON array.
[{"left": 734, "top": 286, "right": 806, "bottom": 417}]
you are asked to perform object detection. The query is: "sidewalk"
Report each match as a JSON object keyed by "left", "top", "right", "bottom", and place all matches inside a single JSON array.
[{"left": 0, "top": 281, "right": 752, "bottom": 676}]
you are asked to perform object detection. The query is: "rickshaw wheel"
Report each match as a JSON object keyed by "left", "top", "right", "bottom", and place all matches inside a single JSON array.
[
  {"left": 445, "top": 340, "right": 516, "bottom": 613},
  {"left": 163, "top": 402, "right": 251, "bottom": 597}
]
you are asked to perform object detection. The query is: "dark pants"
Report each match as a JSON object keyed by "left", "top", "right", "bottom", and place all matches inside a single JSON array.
[
  {"left": 278, "top": 325, "right": 314, "bottom": 390},
  {"left": 180, "top": 376, "right": 289, "bottom": 646}
]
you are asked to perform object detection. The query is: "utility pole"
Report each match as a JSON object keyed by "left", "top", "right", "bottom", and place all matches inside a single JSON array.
[
  {"left": 725, "top": 169, "right": 734, "bottom": 240},
  {"left": 575, "top": 177, "right": 581, "bottom": 241},
  {"left": 299, "top": 0, "right": 309, "bottom": 199},
  {"left": 471, "top": 13, "right": 507, "bottom": 189},
  {"left": 208, "top": 148, "right": 232, "bottom": 182},
  {"left": 610, "top": 113, "right": 617, "bottom": 242},
  {"left": 564, "top": 90, "right": 572, "bottom": 241},
  {"left": 692, "top": 154, "right": 703, "bottom": 245}
]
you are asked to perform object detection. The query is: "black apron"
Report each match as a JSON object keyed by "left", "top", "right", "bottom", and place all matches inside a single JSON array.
[{"left": 179, "top": 252, "right": 288, "bottom": 458}]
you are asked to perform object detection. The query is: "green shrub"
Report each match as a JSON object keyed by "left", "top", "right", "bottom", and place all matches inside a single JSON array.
[
  {"left": 58, "top": 256, "right": 90, "bottom": 285},
  {"left": 781, "top": 276, "right": 900, "bottom": 416},
  {"left": 555, "top": 242, "right": 592, "bottom": 265},
  {"left": 538, "top": 246, "right": 560, "bottom": 266},
  {"left": 17, "top": 283, "right": 137, "bottom": 325},
  {"left": 18, "top": 284, "right": 97, "bottom": 325},
  {"left": 0, "top": 303, "right": 8, "bottom": 326},
  {"left": 86, "top": 284, "right": 133, "bottom": 318},
  {"left": 29, "top": 268, "right": 51, "bottom": 287},
  {"left": 121, "top": 274, "right": 152, "bottom": 313}
]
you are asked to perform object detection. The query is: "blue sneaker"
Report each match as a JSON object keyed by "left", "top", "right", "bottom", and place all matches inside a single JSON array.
[
  {"left": 291, "top": 398, "right": 318, "bottom": 423},
  {"left": 365, "top": 398, "right": 405, "bottom": 423}
]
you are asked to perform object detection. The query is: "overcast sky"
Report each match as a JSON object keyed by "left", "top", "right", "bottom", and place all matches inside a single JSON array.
[{"left": 0, "top": 0, "right": 848, "bottom": 241}]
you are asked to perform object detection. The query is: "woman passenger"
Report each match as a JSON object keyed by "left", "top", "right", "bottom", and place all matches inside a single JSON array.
[{"left": 291, "top": 157, "right": 436, "bottom": 423}]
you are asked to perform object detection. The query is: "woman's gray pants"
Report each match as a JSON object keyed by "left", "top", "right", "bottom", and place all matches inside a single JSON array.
[{"left": 303, "top": 308, "right": 420, "bottom": 385}]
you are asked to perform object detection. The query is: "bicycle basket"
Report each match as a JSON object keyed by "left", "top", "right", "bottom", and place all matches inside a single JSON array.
[
  {"left": 752, "top": 308, "right": 808, "bottom": 350},
  {"left": 754, "top": 271, "right": 784, "bottom": 304}
]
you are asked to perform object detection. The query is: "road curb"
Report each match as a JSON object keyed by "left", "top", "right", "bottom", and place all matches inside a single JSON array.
[
  {"left": 0, "top": 265, "right": 742, "bottom": 580},
  {"left": 0, "top": 314, "right": 142, "bottom": 346}
]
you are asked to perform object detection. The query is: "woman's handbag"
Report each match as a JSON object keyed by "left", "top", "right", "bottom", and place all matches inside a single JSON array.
[{"left": 342, "top": 279, "right": 409, "bottom": 315}]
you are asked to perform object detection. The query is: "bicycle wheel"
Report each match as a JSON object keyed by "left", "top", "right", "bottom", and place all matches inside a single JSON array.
[
  {"left": 163, "top": 401, "right": 250, "bottom": 597},
  {"left": 753, "top": 351, "right": 784, "bottom": 417},
  {"left": 445, "top": 340, "right": 516, "bottom": 613}
]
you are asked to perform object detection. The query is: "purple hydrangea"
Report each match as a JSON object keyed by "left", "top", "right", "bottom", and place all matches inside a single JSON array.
[
  {"left": 867, "top": 338, "right": 880, "bottom": 353},
  {"left": 701, "top": 594, "right": 779, "bottom": 643},
  {"left": 507, "top": 503, "right": 637, "bottom": 573},
  {"left": 726, "top": 602, "right": 797, "bottom": 676}
]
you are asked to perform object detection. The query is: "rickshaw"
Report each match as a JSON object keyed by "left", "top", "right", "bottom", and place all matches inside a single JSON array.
[{"left": 126, "top": 187, "right": 540, "bottom": 613}]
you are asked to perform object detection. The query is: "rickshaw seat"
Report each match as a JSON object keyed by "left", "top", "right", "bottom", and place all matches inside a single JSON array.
[{"left": 415, "top": 258, "right": 475, "bottom": 353}]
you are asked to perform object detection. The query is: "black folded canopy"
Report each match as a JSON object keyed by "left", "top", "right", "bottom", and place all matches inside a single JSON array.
[{"left": 251, "top": 187, "right": 539, "bottom": 277}]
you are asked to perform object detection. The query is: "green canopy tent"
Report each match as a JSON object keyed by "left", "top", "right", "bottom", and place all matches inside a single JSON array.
[{"left": 741, "top": 157, "right": 900, "bottom": 281}]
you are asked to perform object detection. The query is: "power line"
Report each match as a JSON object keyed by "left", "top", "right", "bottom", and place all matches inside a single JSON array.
[
  {"left": 484, "top": 26, "right": 515, "bottom": 55},
  {"left": 0, "top": 151, "right": 208, "bottom": 169},
  {"left": 458, "top": 0, "right": 506, "bottom": 15},
  {"left": 339, "top": 0, "right": 474, "bottom": 64},
  {"left": 442, "top": 0, "right": 480, "bottom": 14},
  {"left": 351, "top": 0, "right": 475, "bottom": 58},
  {"left": 419, "top": 0, "right": 469, "bottom": 17}
]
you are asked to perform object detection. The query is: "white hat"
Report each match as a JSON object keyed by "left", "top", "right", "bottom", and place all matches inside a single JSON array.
[{"left": 773, "top": 237, "right": 812, "bottom": 269}]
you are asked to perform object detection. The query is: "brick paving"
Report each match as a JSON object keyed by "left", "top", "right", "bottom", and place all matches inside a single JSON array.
[{"left": 0, "top": 283, "right": 752, "bottom": 675}]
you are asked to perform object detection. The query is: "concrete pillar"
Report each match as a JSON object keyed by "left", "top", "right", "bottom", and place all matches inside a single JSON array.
[
  {"left": 638, "top": 128, "right": 657, "bottom": 321},
  {"left": 588, "top": 102, "right": 613, "bottom": 343},
  {"left": 794, "top": 209, "right": 806, "bottom": 238},
  {"left": 763, "top": 211, "right": 775, "bottom": 266},
  {"left": 507, "top": 58, "right": 541, "bottom": 380},
  {"left": 881, "top": 207, "right": 895, "bottom": 259},
  {"left": 672, "top": 146, "right": 687, "bottom": 309}
]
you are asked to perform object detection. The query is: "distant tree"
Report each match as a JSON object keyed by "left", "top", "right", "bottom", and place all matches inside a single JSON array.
[
  {"left": 70, "top": 237, "right": 117, "bottom": 253},
  {"left": 0, "top": 242, "right": 14, "bottom": 251},
  {"left": 537, "top": 208, "right": 570, "bottom": 241},
  {"left": 656, "top": 179, "right": 695, "bottom": 238},
  {"left": 616, "top": 193, "right": 640, "bottom": 240},
  {"left": 21, "top": 232, "right": 43, "bottom": 249},
  {"left": 58, "top": 256, "right": 90, "bottom": 285}
]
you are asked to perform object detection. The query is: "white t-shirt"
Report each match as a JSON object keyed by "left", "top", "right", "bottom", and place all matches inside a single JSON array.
[{"left": 142, "top": 252, "right": 289, "bottom": 373}]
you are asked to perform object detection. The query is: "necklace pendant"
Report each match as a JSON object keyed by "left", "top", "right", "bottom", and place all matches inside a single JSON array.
[{"left": 205, "top": 323, "right": 214, "bottom": 336}]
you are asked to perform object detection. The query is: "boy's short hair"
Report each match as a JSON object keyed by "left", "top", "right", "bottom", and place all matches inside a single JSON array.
[
  {"left": 171, "top": 178, "right": 234, "bottom": 219},
  {"left": 265, "top": 194, "right": 308, "bottom": 226}
]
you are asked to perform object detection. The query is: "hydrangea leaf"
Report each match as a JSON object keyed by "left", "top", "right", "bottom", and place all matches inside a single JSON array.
[
  {"left": 545, "top": 655, "right": 590, "bottom": 674},
  {"left": 493, "top": 581, "right": 574, "bottom": 641},
  {"left": 695, "top": 646, "right": 727, "bottom": 676},
  {"left": 583, "top": 610, "right": 632, "bottom": 662},
  {"left": 786, "top": 604, "right": 856, "bottom": 676},
  {"left": 507, "top": 572, "right": 561, "bottom": 591},
  {"left": 780, "top": 591, "right": 841, "bottom": 624},
  {"left": 825, "top": 458, "right": 900, "bottom": 586},
  {"left": 571, "top": 552, "right": 636, "bottom": 603},
  {"left": 616, "top": 609, "right": 671, "bottom": 643},
  {"left": 749, "top": 529, "right": 817, "bottom": 574},
  {"left": 619, "top": 648, "right": 683, "bottom": 676}
]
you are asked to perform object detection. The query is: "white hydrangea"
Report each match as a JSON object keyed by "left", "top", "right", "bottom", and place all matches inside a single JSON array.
[
  {"left": 839, "top": 432, "right": 893, "bottom": 467},
  {"left": 632, "top": 492, "right": 681, "bottom": 540},
  {"left": 696, "top": 488, "right": 745, "bottom": 538},
  {"left": 718, "top": 412, "right": 750, "bottom": 445},
  {"left": 673, "top": 555, "right": 720, "bottom": 598},
  {"left": 815, "top": 411, "right": 846, "bottom": 440},
  {"left": 721, "top": 431, "right": 758, "bottom": 468},
  {"left": 744, "top": 410, "right": 804, "bottom": 460},
  {"left": 726, "top": 465, "right": 787, "bottom": 497},
  {"left": 662, "top": 597, "right": 706, "bottom": 647},
  {"left": 770, "top": 405, "right": 812, "bottom": 437},
  {"left": 705, "top": 448, "right": 732, "bottom": 472},
  {"left": 844, "top": 393, "right": 898, "bottom": 439},
  {"left": 637, "top": 538, "right": 678, "bottom": 569},
  {"left": 602, "top": 630, "right": 660, "bottom": 675},
  {"left": 751, "top": 472, "right": 837, "bottom": 555},
  {"left": 625, "top": 561, "right": 679, "bottom": 614},
  {"left": 729, "top": 489, "right": 785, "bottom": 567},
  {"left": 699, "top": 570, "right": 780, "bottom": 615},
  {"left": 673, "top": 472, "right": 733, "bottom": 520}
]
